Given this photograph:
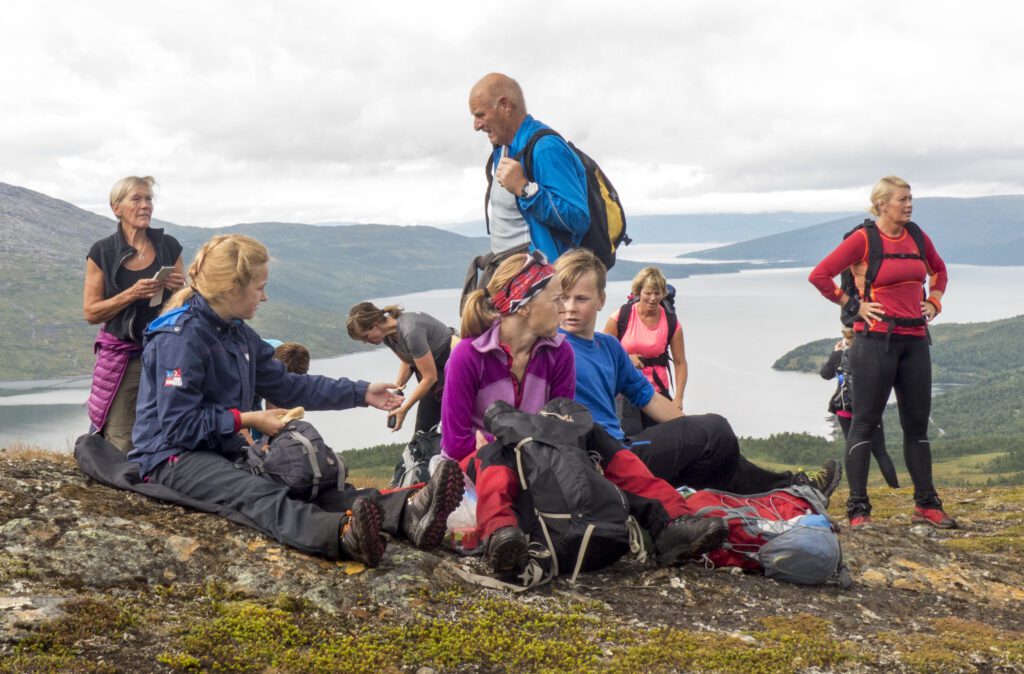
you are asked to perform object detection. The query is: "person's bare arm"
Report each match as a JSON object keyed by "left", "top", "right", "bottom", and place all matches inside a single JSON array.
[
  {"left": 641, "top": 390, "right": 683, "bottom": 423},
  {"left": 388, "top": 353, "right": 438, "bottom": 432},
  {"left": 669, "top": 326, "right": 687, "bottom": 412},
  {"left": 83, "top": 258, "right": 162, "bottom": 324}
]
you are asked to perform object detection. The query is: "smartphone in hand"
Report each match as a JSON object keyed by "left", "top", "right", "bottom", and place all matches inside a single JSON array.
[{"left": 149, "top": 266, "right": 175, "bottom": 307}]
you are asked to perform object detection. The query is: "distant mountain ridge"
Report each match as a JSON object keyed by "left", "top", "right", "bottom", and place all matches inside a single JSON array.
[
  {"left": 0, "top": 182, "right": 747, "bottom": 380},
  {"left": 684, "top": 195, "right": 1024, "bottom": 265}
]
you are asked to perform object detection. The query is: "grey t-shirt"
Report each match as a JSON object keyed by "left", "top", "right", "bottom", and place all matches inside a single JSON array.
[
  {"left": 384, "top": 312, "right": 455, "bottom": 365},
  {"left": 488, "top": 177, "right": 530, "bottom": 254}
]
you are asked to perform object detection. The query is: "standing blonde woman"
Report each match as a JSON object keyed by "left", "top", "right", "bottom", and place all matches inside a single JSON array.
[
  {"left": 84, "top": 176, "right": 184, "bottom": 452},
  {"left": 809, "top": 176, "right": 954, "bottom": 528},
  {"left": 127, "top": 234, "right": 464, "bottom": 566}
]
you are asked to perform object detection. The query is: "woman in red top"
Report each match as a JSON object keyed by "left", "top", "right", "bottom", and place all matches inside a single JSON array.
[{"left": 809, "top": 176, "right": 956, "bottom": 529}]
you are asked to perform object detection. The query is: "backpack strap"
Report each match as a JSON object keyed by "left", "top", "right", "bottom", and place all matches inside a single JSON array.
[
  {"left": 484, "top": 153, "right": 495, "bottom": 235},
  {"left": 288, "top": 428, "right": 324, "bottom": 500},
  {"left": 615, "top": 302, "right": 633, "bottom": 339},
  {"left": 861, "top": 220, "right": 884, "bottom": 301},
  {"left": 515, "top": 128, "right": 563, "bottom": 182}
]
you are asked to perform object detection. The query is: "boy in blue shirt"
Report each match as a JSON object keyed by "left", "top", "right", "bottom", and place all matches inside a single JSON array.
[{"left": 554, "top": 249, "right": 839, "bottom": 497}]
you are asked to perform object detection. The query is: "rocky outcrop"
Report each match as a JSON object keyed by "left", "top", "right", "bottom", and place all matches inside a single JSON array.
[{"left": 1, "top": 450, "right": 1022, "bottom": 673}]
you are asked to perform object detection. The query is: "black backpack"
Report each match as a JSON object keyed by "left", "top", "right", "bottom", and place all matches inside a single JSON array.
[
  {"left": 839, "top": 219, "right": 928, "bottom": 328},
  {"left": 481, "top": 398, "right": 636, "bottom": 584},
  {"left": 614, "top": 286, "right": 679, "bottom": 397},
  {"left": 485, "top": 129, "right": 630, "bottom": 269},
  {"left": 241, "top": 420, "right": 345, "bottom": 501},
  {"left": 389, "top": 426, "right": 442, "bottom": 489}
]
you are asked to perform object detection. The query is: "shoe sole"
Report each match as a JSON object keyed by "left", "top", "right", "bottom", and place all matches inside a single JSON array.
[
  {"left": 489, "top": 535, "right": 529, "bottom": 576},
  {"left": 911, "top": 515, "right": 958, "bottom": 529},
  {"left": 656, "top": 519, "right": 728, "bottom": 567},
  {"left": 347, "top": 498, "right": 386, "bottom": 567},
  {"left": 411, "top": 461, "right": 466, "bottom": 550}
]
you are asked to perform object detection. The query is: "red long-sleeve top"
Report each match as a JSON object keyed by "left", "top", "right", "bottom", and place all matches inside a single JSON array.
[{"left": 808, "top": 225, "right": 948, "bottom": 338}]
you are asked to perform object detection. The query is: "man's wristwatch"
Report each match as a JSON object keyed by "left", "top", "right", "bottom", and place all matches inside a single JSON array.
[{"left": 520, "top": 182, "right": 539, "bottom": 199}]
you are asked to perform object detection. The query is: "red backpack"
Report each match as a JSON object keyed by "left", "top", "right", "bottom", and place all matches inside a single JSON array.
[{"left": 685, "top": 486, "right": 851, "bottom": 587}]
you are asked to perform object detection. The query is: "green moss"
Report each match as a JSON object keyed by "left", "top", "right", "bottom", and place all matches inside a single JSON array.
[
  {"left": 943, "top": 524, "right": 1024, "bottom": 555},
  {"left": 1, "top": 598, "right": 137, "bottom": 674},
  {"left": 606, "top": 614, "right": 856, "bottom": 674},
  {"left": 875, "top": 617, "right": 1024, "bottom": 673},
  {"left": 0, "top": 553, "right": 39, "bottom": 582}
]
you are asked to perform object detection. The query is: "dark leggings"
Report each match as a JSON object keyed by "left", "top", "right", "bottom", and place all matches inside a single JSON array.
[
  {"left": 411, "top": 343, "right": 451, "bottom": 433},
  {"left": 845, "top": 334, "right": 940, "bottom": 517},
  {"left": 629, "top": 413, "right": 794, "bottom": 494}
]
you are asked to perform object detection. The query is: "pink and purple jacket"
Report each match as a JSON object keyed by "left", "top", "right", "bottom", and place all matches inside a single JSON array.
[
  {"left": 87, "top": 327, "right": 143, "bottom": 430},
  {"left": 440, "top": 320, "right": 575, "bottom": 461}
]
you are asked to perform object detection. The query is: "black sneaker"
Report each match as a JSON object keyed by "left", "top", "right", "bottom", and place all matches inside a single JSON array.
[
  {"left": 654, "top": 515, "right": 728, "bottom": 566},
  {"left": 401, "top": 459, "right": 465, "bottom": 550},
  {"left": 485, "top": 526, "right": 529, "bottom": 577},
  {"left": 339, "top": 497, "right": 386, "bottom": 568},
  {"left": 794, "top": 459, "right": 842, "bottom": 500}
]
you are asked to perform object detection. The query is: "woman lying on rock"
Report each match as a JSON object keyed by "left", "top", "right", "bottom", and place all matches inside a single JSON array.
[{"left": 125, "top": 234, "right": 464, "bottom": 567}]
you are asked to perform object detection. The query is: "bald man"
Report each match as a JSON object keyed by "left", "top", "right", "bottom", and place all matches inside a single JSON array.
[{"left": 461, "top": 73, "right": 590, "bottom": 308}]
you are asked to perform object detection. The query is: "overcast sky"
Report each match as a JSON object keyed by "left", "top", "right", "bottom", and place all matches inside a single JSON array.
[{"left": 3, "top": 1, "right": 1023, "bottom": 228}]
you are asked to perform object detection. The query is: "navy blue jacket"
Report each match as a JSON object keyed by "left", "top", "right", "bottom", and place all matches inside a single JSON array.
[{"left": 128, "top": 294, "right": 369, "bottom": 476}]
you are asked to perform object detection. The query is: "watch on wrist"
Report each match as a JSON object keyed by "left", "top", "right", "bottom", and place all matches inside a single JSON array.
[{"left": 520, "top": 182, "right": 539, "bottom": 199}]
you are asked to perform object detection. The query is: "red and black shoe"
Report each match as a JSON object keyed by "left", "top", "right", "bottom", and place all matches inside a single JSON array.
[
  {"left": 339, "top": 497, "right": 386, "bottom": 567},
  {"left": 401, "top": 459, "right": 466, "bottom": 550},
  {"left": 848, "top": 514, "right": 872, "bottom": 528},
  {"left": 911, "top": 506, "right": 958, "bottom": 529}
]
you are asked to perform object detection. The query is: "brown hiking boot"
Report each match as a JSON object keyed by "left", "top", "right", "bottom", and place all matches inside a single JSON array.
[
  {"left": 654, "top": 515, "right": 728, "bottom": 566},
  {"left": 485, "top": 526, "right": 529, "bottom": 577},
  {"left": 401, "top": 459, "right": 465, "bottom": 550},
  {"left": 339, "top": 497, "right": 386, "bottom": 567}
]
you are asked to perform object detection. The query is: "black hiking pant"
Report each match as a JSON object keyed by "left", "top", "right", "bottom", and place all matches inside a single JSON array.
[
  {"left": 845, "top": 334, "right": 940, "bottom": 518},
  {"left": 628, "top": 413, "right": 794, "bottom": 494},
  {"left": 149, "top": 450, "right": 409, "bottom": 560}
]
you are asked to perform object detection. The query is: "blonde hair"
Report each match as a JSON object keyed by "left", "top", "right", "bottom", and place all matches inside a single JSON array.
[
  {"left": 630, "top": 266, "right": 668, "bottom": 297},
  {"left": 164, "top": 234, "right": 269, "bottom": 311},
  {"left": 109, "top": 176, "right": 156, "bottom": 217},
  {"left": 346, "top": 302, "right": 403, "bottom": 340},
  {"left": 460, "top": 253, "right": 529, "bottom": 338},
  {"left": 869, "top": 176, "right": 911, "bottom": 217},
  {"left": 554, "top": 248, "right": 607, "bottom": 296}
]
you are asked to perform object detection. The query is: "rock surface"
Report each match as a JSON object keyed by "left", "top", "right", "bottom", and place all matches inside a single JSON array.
[{"left": 1, "top": 450, "right": 1022, "bottom": 673}]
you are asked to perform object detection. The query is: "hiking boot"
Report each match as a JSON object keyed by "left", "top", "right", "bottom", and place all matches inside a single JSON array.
[
  {"left": 848, "top": 515, "right": 872, "bottom": 528},
  {"left": 339, "top": 497, "right": 386, "bottom": 567},
  {"left": 654, "top": 515, "right": 728, "bottom": 566},
  {"left": 485, "top": 526, "right": 529, "bottom": 577},
  {"left": 911, "top": 506, "right": 958, "bottom": 529},
  {"left": 794, "top": 459, "right": 842, "bottom": 500},
  {"left": 401, "top": 459, "right": 466, "bottom": 550}
]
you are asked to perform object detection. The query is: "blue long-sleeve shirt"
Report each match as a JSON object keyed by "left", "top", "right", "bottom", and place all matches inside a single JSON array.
[
  {"left": 128, "top": 294, "right": 369, "bottom": 476},
  {"left": 489, "top": 115, "right": 590, "bottom": 261},
  {"left": 561, "top": 330, "right": 654, "bottom": 441}
]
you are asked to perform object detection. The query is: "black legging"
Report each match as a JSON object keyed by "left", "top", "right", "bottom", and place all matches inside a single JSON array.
[
  {"left": 411, "top": 341, "right": 451, "bottom": 433},
  {"left": 628, "top": 413, "right": 794, "bottom": 494},
  {"left": 845, "top": 334, "right": 940, "bottom": 517}
]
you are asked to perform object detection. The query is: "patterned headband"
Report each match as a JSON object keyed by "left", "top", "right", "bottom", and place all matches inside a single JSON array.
[{"left": 489, "top": 252, "right": 555, "bottom": 316}]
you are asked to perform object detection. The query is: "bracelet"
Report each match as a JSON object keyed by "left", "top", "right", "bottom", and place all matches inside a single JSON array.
[
  {"left": 926, "top": 296, "right": 942, "bottom": 314},
  {"left": 230, "top": 408, "right": 242, "bottom": 433}
]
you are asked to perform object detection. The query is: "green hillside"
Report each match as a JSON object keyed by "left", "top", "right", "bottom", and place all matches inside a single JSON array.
[{"left": 0, "top": 182, "right": 757, "bottom": 381}]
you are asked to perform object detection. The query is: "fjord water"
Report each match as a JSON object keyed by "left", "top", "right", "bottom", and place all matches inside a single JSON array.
[{"left": 2, "top": 254, "right": 1023, "bottom": 453}]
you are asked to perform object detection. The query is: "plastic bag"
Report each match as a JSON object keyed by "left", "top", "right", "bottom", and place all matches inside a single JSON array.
[{"left": 429, "top": 454, "right": 479, "bottom": 555}]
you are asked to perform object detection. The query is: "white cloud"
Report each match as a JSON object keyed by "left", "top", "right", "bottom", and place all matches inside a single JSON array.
[{"left": 2, "top": 0, "right": 1023, "bottom": 228}]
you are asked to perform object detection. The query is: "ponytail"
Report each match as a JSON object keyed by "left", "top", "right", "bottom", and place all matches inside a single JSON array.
[{"left": 459, "top": 289, "right": 497, "bottom": 338}]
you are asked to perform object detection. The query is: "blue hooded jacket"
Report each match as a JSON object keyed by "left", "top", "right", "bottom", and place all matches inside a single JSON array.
[
  {"left": 489, "top": 115, "right": 590, "bottom": 261},
  {"left": 128, "top": 294, "right": 369, "bottom": 476}
]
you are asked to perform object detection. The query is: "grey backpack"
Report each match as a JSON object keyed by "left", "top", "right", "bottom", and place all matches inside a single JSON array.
[{"left": 243, "top": 420, "right": 345, "bottom": 500}]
